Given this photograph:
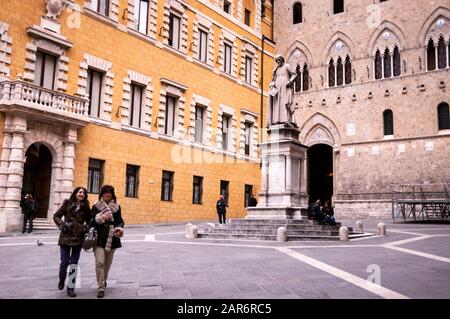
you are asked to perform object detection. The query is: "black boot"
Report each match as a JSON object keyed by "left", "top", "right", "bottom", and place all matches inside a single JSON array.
[
  {"left": 58, "top": 279, "right": 64, "bottom": 290},
  {"left": 67, "top": 288, "right": 77, "bottom": 297}
]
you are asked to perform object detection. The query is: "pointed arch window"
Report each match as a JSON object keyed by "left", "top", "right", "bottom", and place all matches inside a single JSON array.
[
  {"left": 302, "top": 64, "right": 309, "bottom": 91},
  {"left": 383, "top": 109, "right": 394, "bottom": 136},
  {"left": 328, "top": 59, "right": 335, "bottom": 87},
  {"left": 336, "top": 57, "right": 343, "bottom": 86},
  {"left": 437, "top": 36, "right": 447, "bottom": 69},
  {"left": 393, "top": 46, "right": 401, "bottom": 76},
  {"left": 375, "top": 49, "right": 382, "bottom": 80},
  {"left": 293, "top": 2, "right": 302, "bottom": 24},
  {"left": 294, "top": 64, "right": 302, "bottom": 92},
  {"left": 344, "top": 55, "right": 352, "bottom": 84},
  {"left": 383, "top": 48, "right": 392, "bottom": 78},
  {"left": 427, "top": 38, "right": 436, "bottom": 71}
]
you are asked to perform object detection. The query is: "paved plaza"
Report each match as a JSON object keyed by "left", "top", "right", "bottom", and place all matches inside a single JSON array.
[{"left": 0, "top": 219, "right": 449, "bottom": 299}]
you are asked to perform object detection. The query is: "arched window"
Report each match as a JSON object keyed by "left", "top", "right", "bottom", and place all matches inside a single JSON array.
[
  {"left": 437, "top": 36, "right": 447, "bottom": 69},
  {"left": 438, "top": 102, "right": 450, "bottom": 130},
  {"left": 383, "top": 48, "right": 391, "bottom": 78},
  {"left": 393, "top": 46, "right": 401, "bottom": 76},
  {"left": 294, "top": 64, "right": 302, "bottom": 92},
  {"left": 293, "top": 2, "right": 302, "bottom": 24},
  {"left": 383, "top": 109, "right": 394, "bottom": 136},
  {"left": 336, "top": 57, "right": 343, "bottom": 86},
  {"left": 328, "top": 58, "right": 335, "bottom": 87},
  {"left": 302, "top": 64, "right": 309, "bottom": 91},
  {"left": 375, "top": 49, "right": 382, "bottom": 79},
  {"left": 427, "top": 38, "right": 436, "bottom": 71},
  {"left": 344, "top": 55, "right": 352, "bottom": 84}
]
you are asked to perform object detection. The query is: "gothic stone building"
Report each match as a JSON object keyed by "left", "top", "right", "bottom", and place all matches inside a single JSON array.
[{"left": 274, "top": 0, "right": 450, "bottom": 218}]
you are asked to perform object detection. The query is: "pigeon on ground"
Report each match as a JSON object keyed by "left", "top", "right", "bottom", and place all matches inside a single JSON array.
[{"left": 37, "top": 240, "right": 44, "bottom": 246}]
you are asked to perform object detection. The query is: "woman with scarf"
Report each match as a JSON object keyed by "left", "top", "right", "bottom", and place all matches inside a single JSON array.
[
  {"left": 53, "top": 187, "right": 91, "bottom": 297},
  {"left": 90, "top": 185, "right": 125, "bottom": 298}
]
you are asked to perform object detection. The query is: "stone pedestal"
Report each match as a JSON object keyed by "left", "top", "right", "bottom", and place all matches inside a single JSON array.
[{"left": 246, "top": 124, "right": 309, "bottom": 220}]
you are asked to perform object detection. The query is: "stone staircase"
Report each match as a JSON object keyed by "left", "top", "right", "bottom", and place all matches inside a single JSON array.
[
  {"left": 198, "top": 219, "right": 362, "bottom": 241},
  {"left": 33, "top": 218, "right": 58, "bottom": 230}
]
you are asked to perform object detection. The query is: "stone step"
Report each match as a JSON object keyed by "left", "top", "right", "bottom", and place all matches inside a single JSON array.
[
  {"left": 229, "top": 219, "right": 314, "bottom": 225},
  {"left": 197, "top": 233, "right": 340, "bottom": 241},
  {"left": 32, "top": 218, "right": 58, "bottom": 230},
  {"left": 203, "top": 228, "right": 340, "bottom": 236},
  {"left": 216, "top": 224, "right": 343, "bottom": 231}
]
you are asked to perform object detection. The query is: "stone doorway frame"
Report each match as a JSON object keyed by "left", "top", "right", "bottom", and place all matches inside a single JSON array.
[
  {"left": 299, "top": 113, "right": 341, "bottom": 204},
  {"left": 0, "top": 114, "right": 78, "bottom": 232}
]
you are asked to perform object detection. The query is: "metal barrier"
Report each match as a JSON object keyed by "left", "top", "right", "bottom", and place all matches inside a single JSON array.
[{"left": 391, "top": 184, "right": 450, "bottom": 222}]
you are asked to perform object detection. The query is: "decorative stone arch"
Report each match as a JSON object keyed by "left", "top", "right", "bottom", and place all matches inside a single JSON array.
[
  {"left": 22, "top": 121, "right": 72, "bottom": 220},
  {"left": 418, "top": 6, "right": 450, "bottom": 47},
  {"left": 367, "top": 21, "right": 407, "bottom": 56},
  {"left": 323, "top": 31, "right": 357, "bottom": 63},
  {"left": 300, "top": 113, "right": 342, "bottom": 203},
  {"left": 300, "top": 112, "right": 341, "bottom": 147},
  {"left": 285, "top": 40, "right": 314, "bottom": 67}
]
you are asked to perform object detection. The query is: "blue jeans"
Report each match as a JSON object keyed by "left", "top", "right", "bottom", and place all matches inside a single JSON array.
[{"left": 59, "top": 245, "right": 82, "bottom": 282}]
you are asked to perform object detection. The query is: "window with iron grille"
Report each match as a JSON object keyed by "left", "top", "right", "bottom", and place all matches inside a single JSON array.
[
  {"left": 220, "top": 180, "right": 229, "bottom": 206},
  {"left": 438, "top": 103, "right": 450, "bottom": 130},
  {"left": 161, "top": 171, "right": 174, "bottom": 201},
  {"left": 193, "top": 176, "right": 203, "bottom": 204},
  {"left": 383, "top": 110, "right": 394, "bottom": 136},
  {"left": 87, "top": 158, "right": 104, "bottom": 194},
  {"left": 125, "top": 164, "right": 139, "bottom": 198}
]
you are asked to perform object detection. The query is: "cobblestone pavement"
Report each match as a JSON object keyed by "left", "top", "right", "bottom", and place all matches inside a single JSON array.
[{"left": 0, "top": 219, "right": 449, "bottom": 299}]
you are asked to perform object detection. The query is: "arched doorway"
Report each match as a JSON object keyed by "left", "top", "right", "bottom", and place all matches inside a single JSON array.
[
  {"left": 308, "top": 144, "right": 333, "bottom": 204},
  {"left": 21, "top": 143, "right": 53, "bottom": 218}
]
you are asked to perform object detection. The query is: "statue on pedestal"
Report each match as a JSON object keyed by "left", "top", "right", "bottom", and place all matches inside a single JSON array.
[{"left": 266, "top": 55, "right": 298, "bottom": 128}]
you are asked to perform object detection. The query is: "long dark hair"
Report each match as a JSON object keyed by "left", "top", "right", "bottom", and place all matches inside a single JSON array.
[
  {"left": 99, "top": 185, "right": 117, "bottom": 202},
  {"left": 69, "top": 187, "right": 89, "bottom": 207}
]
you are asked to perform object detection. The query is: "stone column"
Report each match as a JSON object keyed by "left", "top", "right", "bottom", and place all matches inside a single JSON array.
[
  {"left": 332, "top": 146, "right": 340, "bottom": 204},
  {"left": 258, "top": 157, "right": 268, "bottom": 206},
  {"left": 0, "top": 129, "right": 13, "bottom": 209},
  {"left": 302, "top": 152, "right": 308, "bottom": 195},
  {"left": 60, "top": 126, "right": 78, "bottom": 203},
  {"left": 285, "top": 155, "right": 292, "bottom": 191},
  {"left": 1, "top": 116, "right": 27, "bottom": 232}
]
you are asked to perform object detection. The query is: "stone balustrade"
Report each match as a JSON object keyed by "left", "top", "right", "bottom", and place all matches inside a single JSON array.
[{"left": 0, "top": 80, "right": 89, "bottom": 120}]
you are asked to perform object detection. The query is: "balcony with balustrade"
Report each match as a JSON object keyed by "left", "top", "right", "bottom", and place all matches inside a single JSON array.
[{"left": 0, "top": 79, "right": 90, "bottom": 127}]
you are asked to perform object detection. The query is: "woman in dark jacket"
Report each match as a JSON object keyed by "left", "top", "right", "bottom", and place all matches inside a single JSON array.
[
  {"left": 53, "top": 187, "right": 91, "bottom": 297},
  {"left": 90, "top": 185, "right": 124, "bottom": 298}
]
